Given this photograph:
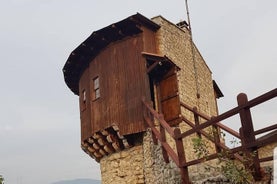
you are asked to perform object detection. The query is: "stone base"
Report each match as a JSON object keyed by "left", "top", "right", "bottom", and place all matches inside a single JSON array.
[{"left": 99, "top": 130, "right": 182, "bottom": 184}]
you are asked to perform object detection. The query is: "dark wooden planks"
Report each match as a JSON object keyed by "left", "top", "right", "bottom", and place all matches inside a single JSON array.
[
  {"left": 79, "top": 68, "right": 92, "bottom": 141},
  {"left": 78, "top": 23, "right": 158, "bottom": 140}
]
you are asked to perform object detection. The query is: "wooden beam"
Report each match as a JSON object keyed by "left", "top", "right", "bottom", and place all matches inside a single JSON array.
[
  {"left": 147, "top": 62, "right": 159, "bottom": 73},
  {"left": 238, "top": 93, "right": 262, "bottom": 181},
  {"left": 178, "top": 88, "right": 277, "bottom": 139},
  {"left": 160, "top": 114, "right": 169, "bottom": 163},
  {"left": 254, "top": 124, "right": 277, "bottom": 135},
  {"left": 174, "top": 128, "right": 189, "bottom": 182}
]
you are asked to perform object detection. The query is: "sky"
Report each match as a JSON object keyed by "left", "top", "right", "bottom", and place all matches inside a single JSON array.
[{"left": 0, "top": 0, "right": 276, "bottom": 183}]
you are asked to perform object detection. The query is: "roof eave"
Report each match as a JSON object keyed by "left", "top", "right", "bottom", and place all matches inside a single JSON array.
[{"left": 63, "top": 13, "right": 160, "bottom": 95}]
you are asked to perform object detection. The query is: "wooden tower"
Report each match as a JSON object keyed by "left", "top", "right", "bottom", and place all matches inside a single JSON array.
[{"left": 63, "top": 13, "right": 223, "bottom": 183}]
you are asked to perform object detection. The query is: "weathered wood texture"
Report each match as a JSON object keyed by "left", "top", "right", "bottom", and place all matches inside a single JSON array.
[
  {"left": 143, "top": 88, "right": 276, "bottom": 183},
  {"left": 158, "top": 69, "right": 181, "bottom": 125},
  {"left": 78, "top": 68, "right": 92, "bottom": 141},
  {"left": 78, "top": 28, "right": 157, "bottom": 140}
]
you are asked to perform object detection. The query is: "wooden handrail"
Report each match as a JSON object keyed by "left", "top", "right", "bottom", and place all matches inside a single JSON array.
[
  {"left": 254, "top": 124, "right": 277, "bottom": 135},
  {"left": 142, "top": 98, "right": 176, "bottom": 138},
  {"left": 142, "top": 97, "right": 190, "bottom": 181},
  {"left": 240, "top": 88, "right": 277, "bottom": 108},
  {"left": 216, "top": 122, "right": 241, "bottom": 138},
  {"left": 181, "top": 102, "right": 241, "bottom": 138},
  {"left": 143, "top": 112, "right": 180, "bottom": 164},
  {"left": 143, "top": 98, "right": 242, "bottom": 167},
  {"left": 178, "top": 88, "right": 277, "bottom": 139},
  {"left": 181, "top": 102, "right": 210, "bottom": 121},
  {"left": 142, "top": 88, "right": 276, "bottom": 183},
  {"left": 181, "top": 115, "right": 244, "bottom": 162},
  {"left": 183, "top": 134, "right": 277, "bottom": 168}
]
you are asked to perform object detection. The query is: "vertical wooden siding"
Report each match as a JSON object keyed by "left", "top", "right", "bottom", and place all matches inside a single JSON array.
[
  {"left": 155, "top": 68, "right": 181, "bottom": 126},
  {"left": 141, "top": 27, "right": 157, "bottom": 54},
  {"left": 84, "top": 30, "right": 156, "bottom": 136},
  {"left": 79, "top": 68, "right": 92, "bottom": 141}
]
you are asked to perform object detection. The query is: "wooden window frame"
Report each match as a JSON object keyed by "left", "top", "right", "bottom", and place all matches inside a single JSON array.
[{"left": 93, "top": 76, "right": 100, "bottom": 100}]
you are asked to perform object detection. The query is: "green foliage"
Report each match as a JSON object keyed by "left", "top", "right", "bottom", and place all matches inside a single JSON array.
[
  {"left": 192, "top": 136, "right": 210, "bottom": 159},
  {"left": 220, "top": 159, "right": 252, "bottom": 184},
  {"left": 0, "top": 175, "right": 4, "bottom": 184},
  {"left": 192, "top": 132, "right": 254, "bottom": 184}
]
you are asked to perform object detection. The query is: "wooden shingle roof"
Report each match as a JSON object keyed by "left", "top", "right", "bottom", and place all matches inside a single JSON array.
[{"left": 63, "top": 13, "right": 160, "bottom": 95}]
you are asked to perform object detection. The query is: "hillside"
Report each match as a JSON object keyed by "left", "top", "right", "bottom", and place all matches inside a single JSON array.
[{"left": 51, "top": 178, "right": 100, "bottom": 184}]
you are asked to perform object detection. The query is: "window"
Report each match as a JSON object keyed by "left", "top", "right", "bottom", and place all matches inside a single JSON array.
[
  {"left": 93, "top": 77, "right": 100, "bottom": 100},
  {"left": 82, "top": 89, "right": 86, "bottom": 103}
]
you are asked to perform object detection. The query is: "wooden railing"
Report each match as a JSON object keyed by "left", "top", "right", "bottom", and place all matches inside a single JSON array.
[
  {"left": 142, "top": 88, "right": 277, "bottom": 183},
  {"left": 142, "top": 99, "right": 189, "bottom": 182}
]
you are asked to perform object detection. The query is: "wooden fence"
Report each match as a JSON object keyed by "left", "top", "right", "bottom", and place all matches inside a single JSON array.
[{"left": 142, "top": 88, "right": 277, "bottom": 184}]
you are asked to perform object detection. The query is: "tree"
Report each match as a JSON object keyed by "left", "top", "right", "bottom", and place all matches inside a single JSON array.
[{"left": 0, "top": 175, "right": 4, "bottom": 184}]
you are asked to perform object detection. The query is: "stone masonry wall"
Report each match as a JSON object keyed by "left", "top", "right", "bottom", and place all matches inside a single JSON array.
[
  {"left": 99, "top": 16, "right": 276, "bottom": 184},
  {"left": 151, "top": 16, "right": 219, "bottom": 174},
  {"left": 100, "top": 145, "right": 145, "bottom": 184},
  {"left": 100, "top": 16, "right": 222, "bottom": 184},
  {"left": 99, "top": 130, "right": 182, "bottom": 184},
  {"left": 151, "top": 16, "right": 218, "bottom": 119},
  {"left": 143, "top": 130, "right": 181, "bottom": 184},
  {"left": 258, "top": 142, "right": 277, "bottom": 168}
]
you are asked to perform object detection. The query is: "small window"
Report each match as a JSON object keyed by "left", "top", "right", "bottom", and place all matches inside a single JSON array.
[
  {"left": 82, "top": 90, "right": 86, "bottom": 103},
  {"left": 81, "top": 89, "right": 86, "bottom": 111},
  {"left": 93, "top": 77, "right": 100, "bottom": 100}
]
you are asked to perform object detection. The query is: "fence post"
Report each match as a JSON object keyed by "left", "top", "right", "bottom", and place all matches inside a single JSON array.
[
  {"left": 193, "top": 107, "right": 201, "bottom": 137},
  {"left": 174, "top": 128, "right": 190, "bottom": 184},
  {"left": 237, "top": 93, "right": 262, "bottom": 181},
  {"left": 142, "top": 98, "right": 158, "bottom": 145},
  {"left": 159, "top": 114, "right": 169, "bottom": 163},
  {"left": 211, "top": 116, "right": 221, "bottom": 153},
  {"left": 149, "top": 101, "right": 158, "bottom": 145}
]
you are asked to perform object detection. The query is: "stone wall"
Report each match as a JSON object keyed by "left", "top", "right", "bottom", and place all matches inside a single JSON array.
[
  {"left": 100, "top": 16, "right": 223, "bottom": 184},
  {"left": 151, "top": 16, "right": 219, "bottom": 172},
  {"left": 258, "top": 142, "right": 276, "bottom": 169},
  {"left": 84, "top": 15, "right": 276, "bottom": 184},
  {"left": 99, "top": 130, "right": 182, "bottom": 184},
  {"left": 100, "top": 145, "right": 145, "bottom": 184},
  {"left": 151, "top": 16, "right": 217, "bottom": 118},
  {"left": 143, "top": 130, "right": 181, "bottom": 184}
]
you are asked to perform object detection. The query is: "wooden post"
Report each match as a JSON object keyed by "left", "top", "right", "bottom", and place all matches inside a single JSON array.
[
  {"left": 159, "top": 114, "right": 169, "bottom": 163},
  {"left": 148, "top": 101, "right": 158, "bottom": 145},
  {"left": 142, "top": 97, "right": 158, "bottom": 145},
  {"left": 237, "top": 93, "right": 262, "bottom": 181},
  {"left": 211, "top": 116, "right": 221, "bottom": 153},
  {"left": 193, "top": 107, "right": 201, "bottom": 137},
  {"left": 174, "top": 128, "right": 190, "bottom": 184}
]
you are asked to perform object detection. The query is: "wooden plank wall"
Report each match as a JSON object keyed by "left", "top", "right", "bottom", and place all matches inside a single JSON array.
[
  {"left": 159, "top": 69, "right": 181, "bottom": 124},
  {"left": 78, "top": 68, "right": 92, "bottom": 141},
  {"left": 82, "top": 28, "right": 157, "bottom": 136},
  {"left": 141, "top": 27, "right": 158, "bottom": 54}
]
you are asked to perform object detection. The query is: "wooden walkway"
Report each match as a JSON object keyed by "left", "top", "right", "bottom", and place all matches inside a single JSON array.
[{"left": 142, "top": 88, "right": 277, "bottom": 183}]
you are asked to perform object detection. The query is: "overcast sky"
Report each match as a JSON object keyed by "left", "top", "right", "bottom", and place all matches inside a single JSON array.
[{"left": 0, "top": 0, "right": 276, "bottom": 184}]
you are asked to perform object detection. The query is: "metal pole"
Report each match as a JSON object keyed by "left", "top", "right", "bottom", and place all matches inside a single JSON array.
[{"left": 184, "top": 0, "right": 200, "bottom": 99}]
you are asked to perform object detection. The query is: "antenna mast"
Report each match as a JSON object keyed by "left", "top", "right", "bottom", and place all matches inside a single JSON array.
[
  {"left": 185, "top": 0, "right": 200, "bottom": 99},
  {"left": 185, "top": 0, "right": 192, "bottom": 31}
]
